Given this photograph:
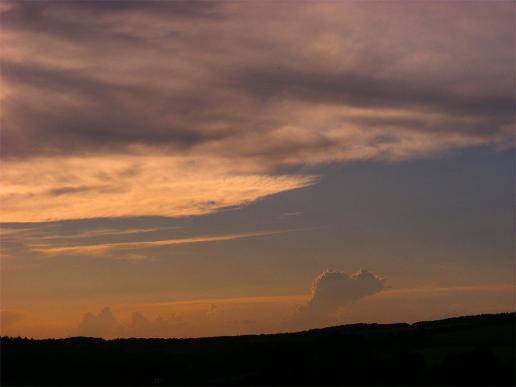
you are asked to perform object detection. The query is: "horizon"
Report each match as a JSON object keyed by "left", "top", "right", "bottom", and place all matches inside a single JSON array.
[{"left": 3, "top": 310, "right": 515, "bottom": 341}]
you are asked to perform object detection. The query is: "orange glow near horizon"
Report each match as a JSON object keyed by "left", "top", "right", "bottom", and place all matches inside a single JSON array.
[{"left": 1, "top": 284, "right": 514, "bottom": 339}]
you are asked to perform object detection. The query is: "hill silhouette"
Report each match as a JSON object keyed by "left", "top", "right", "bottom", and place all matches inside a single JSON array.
[{"left": 1, "top": 312, "right": 514, "bottom": 386}]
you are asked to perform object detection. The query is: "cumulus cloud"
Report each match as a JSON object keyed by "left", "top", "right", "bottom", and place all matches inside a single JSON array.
[
  {"left": 290, "top": 269, "right": 386, "bottom": 329},
  {"left": 121, "top": 312, "right": 186, "bottom": 338},
  {"left": 78, "top": 307, "right": 118, "bottom": 337},
  {"left": 0, "top": 1, "right": 513, "bottom": 221},
  {"left": 77, "top": 307, "right": 187, "bottom": 338},
  {"left": 308, "top": 269, "right": 386, "bottom": 313}
]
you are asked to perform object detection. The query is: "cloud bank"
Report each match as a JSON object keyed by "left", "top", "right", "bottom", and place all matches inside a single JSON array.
[{"left": 1, "top": 1, "right": 514, "bottom": 221}]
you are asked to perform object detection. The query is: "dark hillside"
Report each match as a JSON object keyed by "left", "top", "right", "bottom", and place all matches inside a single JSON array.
[{"left": 1, "top": 312, "right": 514, "bottom": 386}]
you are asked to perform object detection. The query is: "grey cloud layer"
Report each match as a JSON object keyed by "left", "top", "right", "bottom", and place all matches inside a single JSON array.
[{"left": 1, "top": 1, "right": 514, "bottom": 164}]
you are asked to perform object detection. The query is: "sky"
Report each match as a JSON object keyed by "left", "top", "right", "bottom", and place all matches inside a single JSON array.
[{"left": 0, "top": 0, "right": 514, "bottom": 338}]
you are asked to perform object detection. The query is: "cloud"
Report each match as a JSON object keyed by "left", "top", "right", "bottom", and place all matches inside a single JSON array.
[
  {"left": 30, "top": 229, "right": 293, "bottom": 256},
  {"left": 0, "top": 310, "right": 25, "bottom": 329},
  {"left": 308, "top": 269, "right": 386, "bottom": 312},
  {"left": 0, "top": 156, "right": 315, "bottom": 222},
  {"left": 0, "top": 224, "right": 181, "bottom": 266},
  {"left": 122, "top": 312, "right": 186, "bottom": 338},
  {"left": 36, "top": 227, "right": 175, "bottom": 241},
  {"left": 1, "top": 1, "right": 512, "bottom": 159},
  {"left": 290, "top": 269, "right": 386, "bottom": 329},
  {"left": 77, "top": 307, "right": 187, "bottom": 338},
  {"left": 0, "top": 1, "right": 513, "bottom": 221},
  {"left": 78, "top": 307, "right": 118, "bottom": 337}
]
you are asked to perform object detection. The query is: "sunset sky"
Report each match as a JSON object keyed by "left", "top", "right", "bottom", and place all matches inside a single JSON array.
[{"left": 0, "top": 0, "right": 514, "bottom": 338}]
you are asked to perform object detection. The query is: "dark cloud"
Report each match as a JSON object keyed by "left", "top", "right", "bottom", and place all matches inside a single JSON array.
[
  {"left": 1, "top": 1, "right": 513, "bottom": 165},
  {"left": 1, "top": 1, "right": 224, "bottom": 42},
  {"left": 1, "top": 60, "right": 233, "bottom": 158},
  {"left": 237, "top": 66, "right": 514, "bottom": 122},
  {"left": 68, "top": 1, "right": 225, "bottom": 19},
  {"left": 45, "top": 182, "right": 131, "bottom": 197}
]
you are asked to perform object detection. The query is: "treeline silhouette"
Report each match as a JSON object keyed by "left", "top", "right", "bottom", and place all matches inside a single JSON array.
[{"left": 1, "top": 312, "right": 514, "bottom": 386}]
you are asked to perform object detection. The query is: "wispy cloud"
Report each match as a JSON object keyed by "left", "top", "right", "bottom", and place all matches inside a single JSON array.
[
  {"left": 35, "top": 227, "right": 180, "bottom": 241},
  {"left": 31, "top": 229, "right": 293, "bottom": 256},
  {"left": 0, "top": 225, "right": 175, "bottom": 240}
]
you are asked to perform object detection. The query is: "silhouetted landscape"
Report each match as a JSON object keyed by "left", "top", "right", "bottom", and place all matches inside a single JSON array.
[{"left": 1, "top": 312, "right": 514, "bottom": 386}]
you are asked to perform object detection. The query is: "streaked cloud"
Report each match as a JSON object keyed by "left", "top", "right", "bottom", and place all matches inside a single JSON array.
[
  {"left": 36, "top": 227, "right": 175, "bottom": 241},
  {"left": 0, "top": 225, "right": 172, "bottom": 241},
  {"left": 31, "top": 229, "right": 293, "bottom": 256}
]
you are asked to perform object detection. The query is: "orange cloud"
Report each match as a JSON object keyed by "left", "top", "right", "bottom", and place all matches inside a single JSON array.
[{"left": 0, "top": 156, "right": 316, "bottom": 222}]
